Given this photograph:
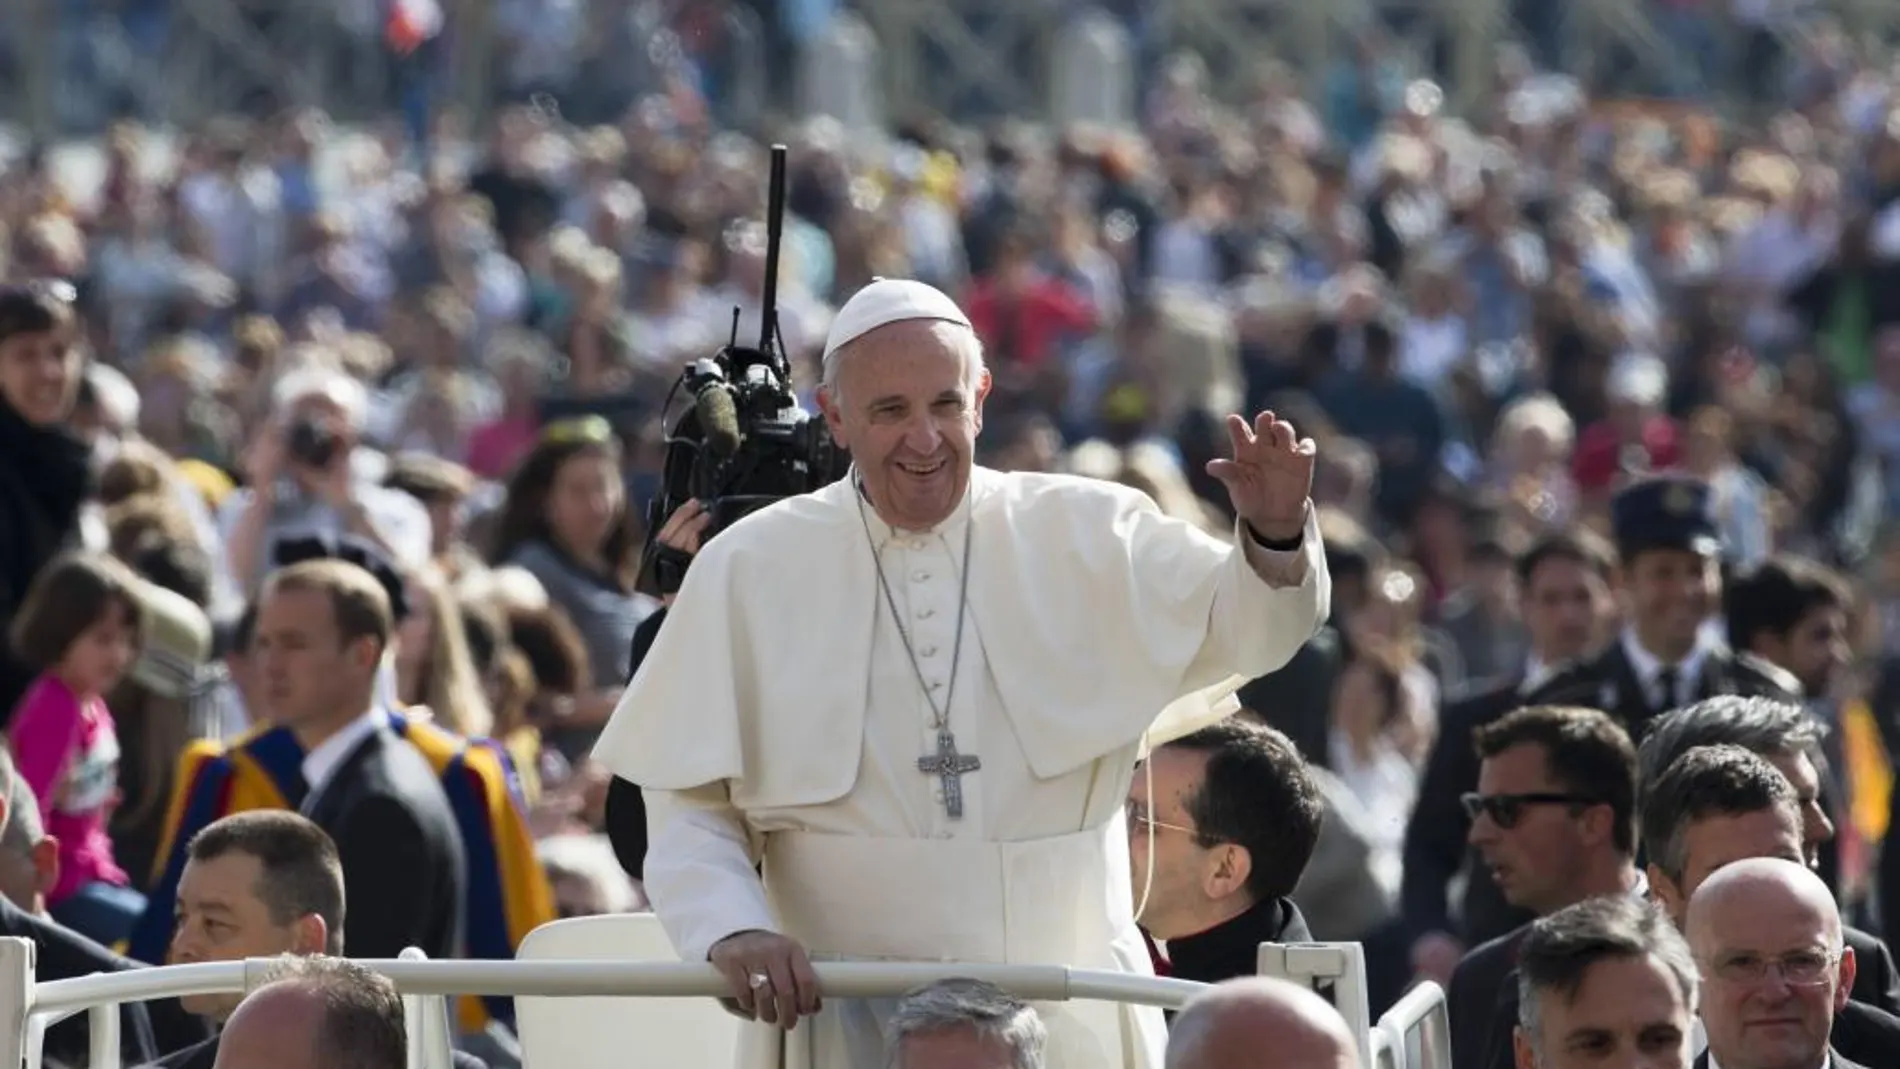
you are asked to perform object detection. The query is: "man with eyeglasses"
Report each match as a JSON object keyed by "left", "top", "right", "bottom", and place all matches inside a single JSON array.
[
  {"left": 1641, "top": 746, "right": 1900, "bottom": 1066},
  {"left": 1126, "top": 720, "right": 1324, "bottom": 985},
  {"left": 1685, "top": 858, "right": 1868, "bottom": 1069},
  {"left": 1637, "top": 699, "right": 1899, "bottom": 1017},
  {"left": 1445, "top": 705, "right": 1644, "bottom": 1069}
]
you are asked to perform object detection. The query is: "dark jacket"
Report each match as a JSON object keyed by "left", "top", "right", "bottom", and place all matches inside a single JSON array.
[
  {"left": 1694, "top": 1047, "right": 1865, "bottom": 1069},
  {"left": 0, "top": 397, "right": 92, "bottom": 717},
  {"left": 304, "top": 728, "right": 468, "bottom": 960},
  {"left": 1525, "top": 641, "right": 1801, "bottom": 743},
  {"left": 1401, "top": 679, "right": 1536, "bottom": 949},
  {"left": 1162, "top": 897, "right": 1315, "bottom": 987},
  {"left": 0, "top": 896, "right": 208, "bottom": 1066}
]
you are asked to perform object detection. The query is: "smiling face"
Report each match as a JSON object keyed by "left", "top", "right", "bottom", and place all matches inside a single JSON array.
[{"left": 818, "top": 320, "right": 990, "bottom": 532}]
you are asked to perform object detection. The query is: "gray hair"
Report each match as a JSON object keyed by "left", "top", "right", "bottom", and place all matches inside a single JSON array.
[
  {"left": 885, "top": 978, "right": 1046, "bottom": 1069},
  {"left": 253, "top": 955, "right": 405, "bottom": 1069},
  {"left": 1516, "top": 896, "right": 1697, "bottom": 1064},
  {"left": 1637, "top": 695, "right": 1823, "bottom": 797},
  {"left": 0, "top": 745, "right": 41, "bottom": 855},
  {"left": 820, "top": 321, "right": 988, "bottom": 407}
]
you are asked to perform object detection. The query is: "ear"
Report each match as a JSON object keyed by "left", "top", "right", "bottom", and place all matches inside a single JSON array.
[
  {"left": 1203, "top": 844, "right": 1252, "bottom": 901},
  {"left": 1579, "top": 802, "right": 1614, "bottom": 848},
  {"left": 292, "top": 913, "right": 329, "bottom": 957},
  {"left": 351, "top": 636, "right": 382, "bottom": 674},
  {"left": 33, "top": 837, "right": 59, "bottom": 898},
  {"left": 1512, "top": 1025, "right": 1536, "bottom": 1069},
  {"left": 817, "top": 384, "right": 848, "bottom": 447},
  {"left": 1648, "top": 864, "right": 1683, "bottom": 925},
  {"left": 1837, "top": 944, "right": 1858, "bottom": 1011}
]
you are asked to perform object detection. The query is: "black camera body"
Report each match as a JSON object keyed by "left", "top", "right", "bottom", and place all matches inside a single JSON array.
[
  {"left": 285, "top": 417, "right": 341, "bottom": 469},
  {"left": 641, "top": 146, "right": 850, "bottom": 597}
]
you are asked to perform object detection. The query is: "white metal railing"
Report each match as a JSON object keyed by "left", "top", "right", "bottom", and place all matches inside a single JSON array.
[{"left": 0, "top": 936, "right": 1451, "bottom": 1069}]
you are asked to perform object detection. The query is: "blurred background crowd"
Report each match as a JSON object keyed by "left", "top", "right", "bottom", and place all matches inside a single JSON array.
[{"left": 8, "top": 0, "right": 1900, "bottom": 1065}]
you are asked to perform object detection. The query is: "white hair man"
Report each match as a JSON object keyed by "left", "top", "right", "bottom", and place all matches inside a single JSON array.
[
  {"left": 1165, "top": 976, "right": 1359, "bottom": 1069},
  {"left": 594, "top": 278, "right": 1331, "bottom": 1068},
  {"left": 886, "top": 978, "right": 1046, "bottom": 1069},
  {"left": 218, "top": 362, "right": 431, "bottom": 593}
]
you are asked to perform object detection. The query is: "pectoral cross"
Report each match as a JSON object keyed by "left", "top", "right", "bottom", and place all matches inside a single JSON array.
[{"left": 918, "top": 729, "right": 981, "bottom": 819}]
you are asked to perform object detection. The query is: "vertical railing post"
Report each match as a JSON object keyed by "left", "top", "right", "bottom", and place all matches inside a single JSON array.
[{"left": 0, "top": 937, "right": 36, "bottom": 1069}]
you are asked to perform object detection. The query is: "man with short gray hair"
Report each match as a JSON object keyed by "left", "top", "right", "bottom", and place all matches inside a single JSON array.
[
  {"left": 885, "top": 978, "right": 1046, "bottom": 1069},
  {"left": 1513, "top": 895, "right": 1697, "bottom": 1069}
]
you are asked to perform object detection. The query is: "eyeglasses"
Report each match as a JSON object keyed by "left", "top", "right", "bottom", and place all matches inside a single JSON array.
[
  {"left": 540, "top": 415, "right": 615, "bottom": 446},
  {"left": 1460, "top": 791, "right": 1601, "bottom": 829},
  {"left": 1706, "top": 949, "right": 1838, "bottom": 987},
  {"left": 1125, "top": 803, "right": 1201, "bottom": 840}
]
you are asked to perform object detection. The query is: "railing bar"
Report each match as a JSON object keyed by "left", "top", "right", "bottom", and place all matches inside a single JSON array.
[
  {"left": 31, "top": 961, "right": 1209, "bottom": 1017},
  {"left": 88, "top": 1002, "right": 119, "bottom": 1069}
]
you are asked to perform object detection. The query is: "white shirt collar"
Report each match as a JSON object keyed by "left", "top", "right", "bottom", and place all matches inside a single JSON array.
[
  {"left": 1620, "top": 627, "right": 1719, "bottom": 708},
  {"left": 1520, "top": 655, "right": 1554, "bottom": 694},
  {"left": 851, "top": 466, "right": 978, "bottom": 550},
  {"left": 300, "top": 708, "right": 385, "bottom": 802}
]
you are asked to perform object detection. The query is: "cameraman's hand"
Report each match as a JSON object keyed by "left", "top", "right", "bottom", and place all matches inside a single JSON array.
[
  {"left": 243, "top": 417, "right": 287, "bottom": 491},
  {"left": 658, "top": 499, "right": 713, "bottom": 555}
]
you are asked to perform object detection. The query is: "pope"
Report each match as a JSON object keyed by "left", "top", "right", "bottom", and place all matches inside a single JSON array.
[{"left": 592, "top": 278, "right": 1332, "bottom": 1068}]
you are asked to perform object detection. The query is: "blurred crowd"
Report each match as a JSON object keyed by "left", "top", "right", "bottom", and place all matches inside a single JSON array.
[{"left": 5, "top": 0, "right": 1900, "bottom": 1064}]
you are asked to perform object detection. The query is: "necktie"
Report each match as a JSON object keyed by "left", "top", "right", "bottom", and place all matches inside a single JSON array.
[{"left": 1655, "top": 665, "right": 1680, "bottom": 712}]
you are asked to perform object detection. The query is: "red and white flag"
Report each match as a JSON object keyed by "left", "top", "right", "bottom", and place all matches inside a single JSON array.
[{"left": 386, "top": 0, "right": 444, "bottom": 55}]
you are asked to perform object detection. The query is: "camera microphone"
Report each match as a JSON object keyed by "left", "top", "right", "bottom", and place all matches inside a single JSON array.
[{"left": 694, "top": 378, "right": 742, "bottom": 459}]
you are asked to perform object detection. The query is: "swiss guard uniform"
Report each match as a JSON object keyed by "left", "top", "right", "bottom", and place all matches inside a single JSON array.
[
  {"left": 130, "top": 711, "right": 556, "bottom": 1032},
  {"left": 1526, "top": 475, "right": 1801, "bottom": 738}
]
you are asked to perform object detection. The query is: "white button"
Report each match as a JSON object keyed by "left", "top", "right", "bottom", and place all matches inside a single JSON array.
[
  {"left": 933, "top": 789, "right": 945, "bottom": 802},
  {"left": 917, "top": 607, "right": 936, "bottom": 619},
  {"left": 920, "top": 645, "right": 938, "bottom": 657},
  {"left": 908, "top": 538, "right": 927, "bottom": 550},
  {"left": 911, "top": 570, "right": 930, "bottom": 582},
  {"left": 935, "top": 832, "right": 953, "bottom": 840}
]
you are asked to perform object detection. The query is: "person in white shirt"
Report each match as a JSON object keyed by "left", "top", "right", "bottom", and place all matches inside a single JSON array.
[{"left": 593, "top": 279, "right": 1331, "bottom": 1068}]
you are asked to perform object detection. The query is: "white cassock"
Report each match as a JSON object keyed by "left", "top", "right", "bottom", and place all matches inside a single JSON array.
[{"left": 593, "top": 466, "right": 1330, "bottom": 1069}]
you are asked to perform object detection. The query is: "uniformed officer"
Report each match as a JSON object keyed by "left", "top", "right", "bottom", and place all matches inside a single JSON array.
[{"left": 1526, "top": 474, "right": 1800, "bottom": 736}]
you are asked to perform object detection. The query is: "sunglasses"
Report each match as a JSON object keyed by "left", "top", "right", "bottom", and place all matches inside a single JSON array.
[{"left": 1460, "top": 791, "right": 1601, "bottom": 828}]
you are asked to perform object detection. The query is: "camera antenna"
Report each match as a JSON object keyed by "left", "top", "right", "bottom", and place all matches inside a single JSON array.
[{"left": 758, "top": 144, "right": 788, "bottom": 372}]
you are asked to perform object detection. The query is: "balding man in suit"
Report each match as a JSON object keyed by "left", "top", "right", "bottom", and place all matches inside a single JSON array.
[{"left": 1165, "top": 977, "right": 1359, "bottom": 1069}]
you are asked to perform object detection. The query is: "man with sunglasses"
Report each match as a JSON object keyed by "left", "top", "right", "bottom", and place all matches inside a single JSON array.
[
  {"left": 1686, "top": 858, "right": 1868, "bottom": 1069},
  {"left": 1445, "top": 705, "right": 1644, "bottom": 1068},
  {"left": 1641, "top": 746, "right": 1900, "bottom": 1067}
]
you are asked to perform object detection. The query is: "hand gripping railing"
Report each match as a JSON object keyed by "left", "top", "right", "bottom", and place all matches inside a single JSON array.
[{"left": 0, "top": 938, "right": 1211, "bottom": 1069}]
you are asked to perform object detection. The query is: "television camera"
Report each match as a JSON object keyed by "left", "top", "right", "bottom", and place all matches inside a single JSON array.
[{"left": 642, "top": 145, "right": 851, "bottom": 596}]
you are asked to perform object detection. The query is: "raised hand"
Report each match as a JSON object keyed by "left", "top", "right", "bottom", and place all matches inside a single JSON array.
[{"left": 1204, "top": 411, "right": 1316, "bottom": 543}]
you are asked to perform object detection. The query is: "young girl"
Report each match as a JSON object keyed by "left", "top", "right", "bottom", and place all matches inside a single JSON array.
[{"left": 6, "top": 551, "right": 147, "bottom": 945}]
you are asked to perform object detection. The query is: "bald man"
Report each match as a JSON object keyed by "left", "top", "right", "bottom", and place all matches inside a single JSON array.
[
  {"left": 211, "top": 956, "right": 405, "bottom": 1069},
  {"left": 1164, "top": 977, "right": 1360, "bottom": 1069},
  {"left": 1685, "top": 858, "right": 1866, "bottom": 1069}
]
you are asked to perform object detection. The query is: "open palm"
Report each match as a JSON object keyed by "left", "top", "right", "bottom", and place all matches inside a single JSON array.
[{"left": 1205, "top": 411, "right": 1316, "bottom": 542}]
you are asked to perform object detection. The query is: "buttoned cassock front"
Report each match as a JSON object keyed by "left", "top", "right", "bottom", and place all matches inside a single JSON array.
[{"left": 592, "top": 466, "right": 1330, "bottom": 1068}]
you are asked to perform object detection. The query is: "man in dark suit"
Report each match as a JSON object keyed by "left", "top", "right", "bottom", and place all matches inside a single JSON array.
[
  {"left": 1641, "top": 746, "right": 1899, "bottom": 1067},
  {"left": 1403, "top": 530, "right": 1615, "bottom": 983},
  {"left": 1638, "top": 696, "right": 1900, "bottom": 1015},
  {"left": 1444, "top": 706, "right": 1644, "bottom": 1068},
  {"left": 250, "top": 560, "right": 466, "bottom": 961},
  {"left": 1128, "top": 720, "right": 1322, "bottom": 984},
  {"left": 149, "top": 810, "right": 485, "bottom": 1069},
  {"left": 1527, "top": 475, "right": 1800, "bottom": 741},
  {"left": 1687, "top": 857, "right": 1870, "bottom": 1069},
  {"left": 1510, "top": 896, "right": 1697, "bottom": 1069}
]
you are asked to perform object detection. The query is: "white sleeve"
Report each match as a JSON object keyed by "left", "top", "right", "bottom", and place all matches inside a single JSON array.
[{"left": 643, "top": 784, "right": 778, "bottom": 962}]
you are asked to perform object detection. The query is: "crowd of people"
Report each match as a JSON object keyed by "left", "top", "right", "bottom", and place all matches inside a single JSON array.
[{"left": 0, "top": 1, "right": 1899, "bottom": 1067}]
